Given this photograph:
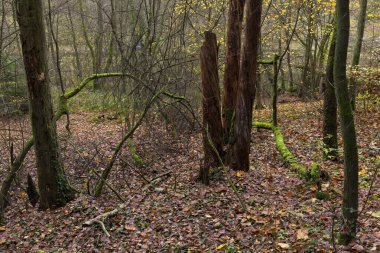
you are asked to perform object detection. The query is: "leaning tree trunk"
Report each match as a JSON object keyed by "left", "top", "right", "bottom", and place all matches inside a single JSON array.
[
  {"left": 222, "top": 0, "right": 245, "bottom": 144},
  {"left": 323, "top": 26, "right": 338, "bottom": 160},
  {"left": 199, "top": 31, "right": 224, "bottom": 184},
  {"left": 350, "top": 0, "right": 368, "bottom": 111},
  {"left": 334, "top": 0, "right": 359, "bottom": 245},
  {"left": 230, "top": 0, "right": 262, "bottom": 171},
  {"left": 17, "top": 0, "right": 75, "bottom": 210}
]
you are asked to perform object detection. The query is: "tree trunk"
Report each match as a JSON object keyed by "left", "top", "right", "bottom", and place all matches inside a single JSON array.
[
  {"left": 334, "top": 0, "right": 359, "bottom": 245},
  {"left": 67, "top": 5, "right": 83, "bottom": 80},
  {"left": 255, "top": 44, "right": 264, "bottom": 109},
  {"left": 230, "top": 0, "right": 262, "bottom": 171},
  {"left": 222, "top": 0, "right": 245, "bottom": 143},
  {"left": 17, "top": 0, "right": 75, "bottom": 210},
  {"left": 272, "top": 54, "right": 279, "bottom": 126},
  {"left": 299, "top": 4, "right": 313, "bottom": 99},
  {"left": 93, "top": 0, "right": 104, "bottom": 90},
  {"left": 323, "top": 26, "right": 338, "bottom": 160},
  {"left": 350, "top": 0, "right": 368, "bottom": 110},
  {"left": 199, "top": 31, "right": 224, "bottom": 184},
  {"left": 287, "top": 51, "right": 294, "bottom": 91}
]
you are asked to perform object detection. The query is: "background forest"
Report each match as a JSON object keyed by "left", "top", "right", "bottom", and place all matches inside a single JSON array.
[{"left": 0, "top": 0, "right": 379, "bottom": 252}]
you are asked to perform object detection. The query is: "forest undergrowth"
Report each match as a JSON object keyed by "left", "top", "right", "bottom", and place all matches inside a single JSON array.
[{"left": 0, "top": 98, "right": 378, "bottom": 252}]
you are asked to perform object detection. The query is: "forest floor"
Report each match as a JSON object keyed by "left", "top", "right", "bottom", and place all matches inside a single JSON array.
[{"left": 0, "top": 98, "right": 379, "bottom": 252}]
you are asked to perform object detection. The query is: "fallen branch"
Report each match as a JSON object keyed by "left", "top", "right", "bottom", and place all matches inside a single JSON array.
[
  {"left": 84, "top": 174, "right": 170, "bottom": 231},
  {"left": 253, "top": 121, "right": 327, "bottom": 182}
]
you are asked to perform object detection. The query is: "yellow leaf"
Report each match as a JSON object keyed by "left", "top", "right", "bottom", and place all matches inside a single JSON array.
[
  {"left": 277, "top": 242, "right": 290, "bottom": 249},
  {"left": 216, "top": 244, "right": 226, "bottom": 250},
  {"left": 19, "top": 191, "right": 27, "bottom": 199},
  {"left": 0, "top": 226, "right": 6, "bottom": 232},
  {"left": 296, "top": 228, "right": 309, "bottom": 240},
  {"left": 236, "top": 171, "right": 245, "bottom": 177},
  {"left": 359, "top": 168, "right": 367, "bottom": 176}
]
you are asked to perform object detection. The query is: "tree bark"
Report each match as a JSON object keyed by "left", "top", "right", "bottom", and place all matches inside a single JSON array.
[
  {"left": 323, "top": 26, "right": 338, "bottom": 160},
  {"left": 334, "top": 0, "right": 359, "bottom": 245},
  {"left": 222, "top": 0, "right": 245, "bottom": 143},
  {"left": 230, "top": 0, "right": 262, "bottom": 171},
  {"left": 272, "top": 54, "right": 279, "bottom": 126},
  {"left": 199, "top": 31, "right": 223, "bottom": 184},
  {"left": 16, "top": 0, "right": 75, "bottom": 210}
]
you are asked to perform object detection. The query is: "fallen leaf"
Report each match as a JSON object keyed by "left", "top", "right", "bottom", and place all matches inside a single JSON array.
[
  {"left": 19, "top": 191, "right": 27, "bottom": 199},
  {"left": 351, "top": 244, "right": 365, "bottom": 252},
  {"left": 277, "top": 242, "right": 290, "bottom": 249},
  {"left": 0, "top": 227, "right": 6, "bottom": 232},
  {"left": 296, "top": 228, "right": 309, "bottom": 240},
  {"left": 216, "top": 243, "right": 226, "bottom": 250},
  {"left": 236, "top": 171, "right": 245, "bottom": 177},
  {"left": 124, "top": 225, "right": 137, "bottom": 231},
  {"left": 369, "top": 211, "right": 380, "bottom": 218}
]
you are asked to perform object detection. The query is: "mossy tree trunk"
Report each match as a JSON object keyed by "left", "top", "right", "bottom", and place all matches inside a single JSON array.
[
  {"left": 334, "top": 0, "right": 359, "bottom": 245},
  {"left": 323, "top": 25, "right": 338, "bottom": 160},
  {"left": 230, "top": 0, "right": 262, "bottom": 171},
  {"left": 199, "top": 31, "right": 224, "bottom": 184},
  {"left": 17, "top": 0, "right": 75, "bottom": 210},
  {"left": 350, "top": 0, "right": 368, "bottom": 111},
  {"left": 222, "top": 0, "right": 245, "bottom": 143}
]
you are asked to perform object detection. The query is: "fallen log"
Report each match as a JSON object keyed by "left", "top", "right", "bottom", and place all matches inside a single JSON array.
[{"left": 253, "top": 121, "right": 327, "bottom": 182}]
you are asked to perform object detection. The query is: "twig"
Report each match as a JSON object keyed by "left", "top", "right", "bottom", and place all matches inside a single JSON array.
[
  {"left": 94, "top": 220, "right": 110, "bottom": 237},
  {"left": 90, "top": 168, "right": 126, "bottom": 202},
  {"left": 358, "top": 166, "right": 378, "bottom": 218},
  {"left": 84, "top": 175, "right": 170, "bottom": 229},
  {"left": 331, "top": 206, "right": 337, "bottom": 252}
]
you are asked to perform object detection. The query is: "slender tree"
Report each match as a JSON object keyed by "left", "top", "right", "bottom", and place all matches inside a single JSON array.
[
  {"left": 350, "top": 0, "right": 368, "bottom": 110},
  {"left": 334, "top": 0, "right": 359, "bottom": 244},
  {"left": 230, "top": 0, "right": 262, "bottom": 171},
  {"left": 17, "top": 0, "right": 75, "bottom": 209},
  {"left": 323, "top": 25, "right": 338, "bottom": 160}
]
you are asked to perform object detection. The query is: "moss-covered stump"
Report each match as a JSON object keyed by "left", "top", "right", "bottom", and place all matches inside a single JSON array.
[{"left": 253, "top": 122, "right": 328, "bottom": 183}]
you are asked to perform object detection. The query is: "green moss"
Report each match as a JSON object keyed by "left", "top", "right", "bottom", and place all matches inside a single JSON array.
[
  {"left": 129, "top": 141, "right": 144, "bottom": 166},
  {"left": 309, "top": 162, "right": 321, "bottom": 180},
  {"left": 253, "top": 121, "right": 312, "bottom": 180},
  {"left": 316, "top": 191, "right": 328, "bottom": 200},
  {"left": 55, "top": 96, "right": 68, "bottom": 120},
  {"left": 258, "top": 59, "right": 275, "bottom": 65}
]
